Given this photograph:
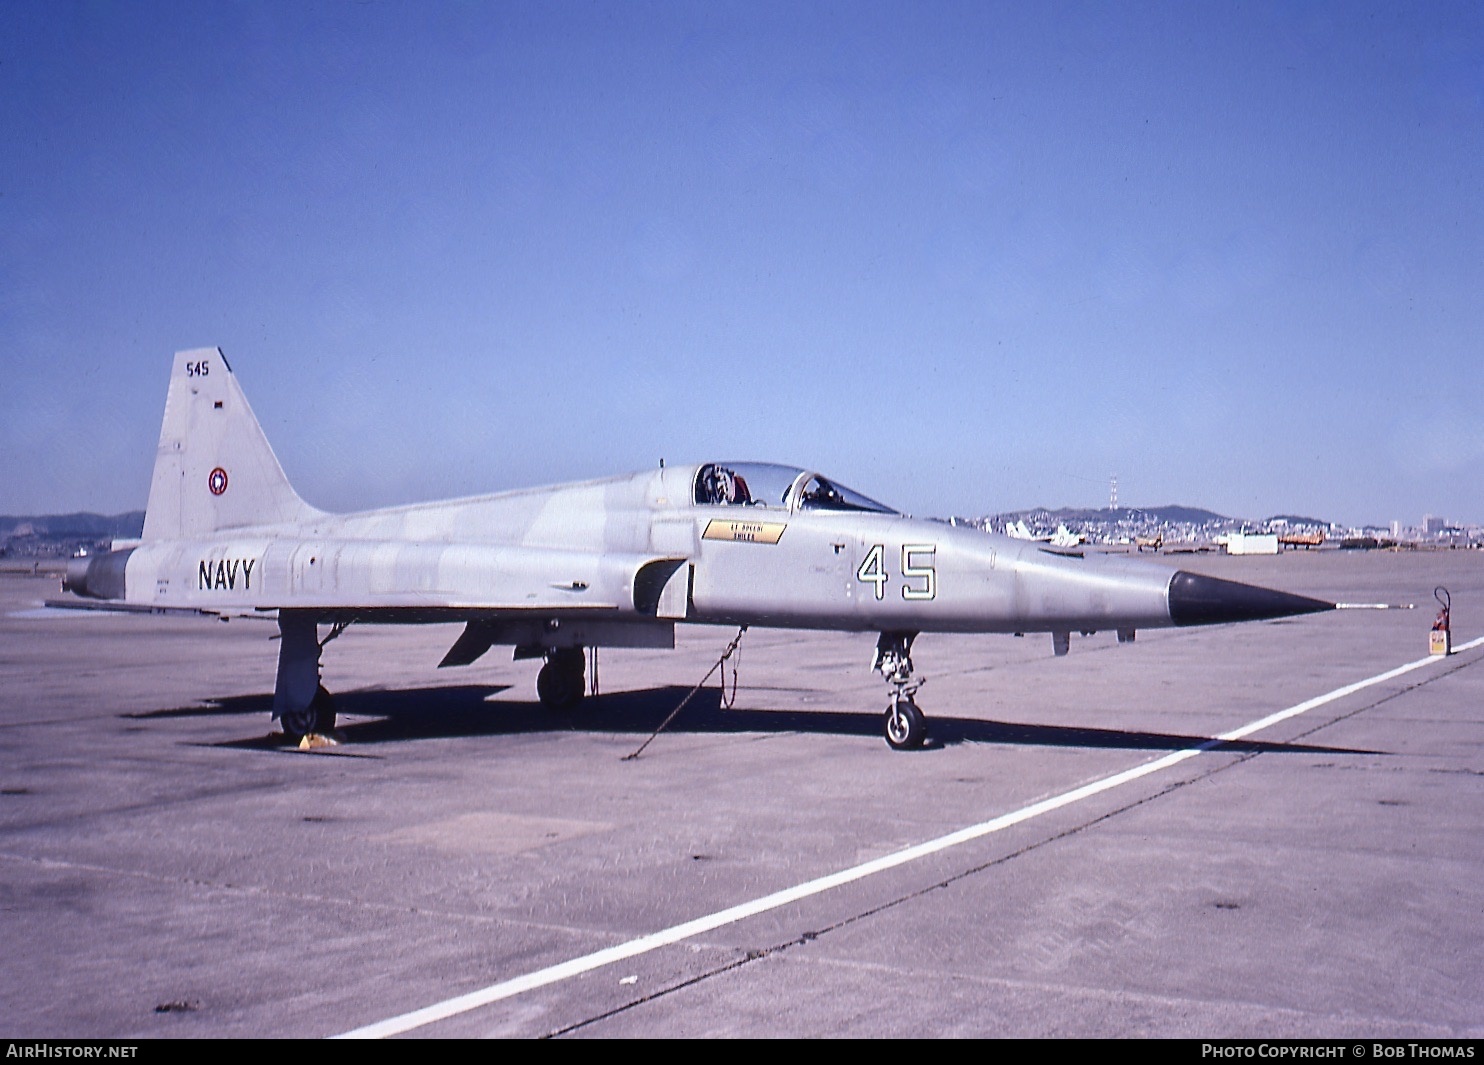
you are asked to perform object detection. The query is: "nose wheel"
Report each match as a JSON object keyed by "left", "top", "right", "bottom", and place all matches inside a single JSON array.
[
  {"left": 885, "top": 694, "right": 926, "bottom": 750},
  {"left": 874, "top": 632, "right": 927, "bottom": 750}
]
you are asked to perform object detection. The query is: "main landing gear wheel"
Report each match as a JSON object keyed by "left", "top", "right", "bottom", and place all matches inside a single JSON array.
[
  {"left": 537, "top": 648, "right": 586, "bottom": 710},
  {"left": 884, "top": 697, "right": 927, "bottom": 750},
  {"left": 281, "top": 685, "right": 337, "bottom": 743}
]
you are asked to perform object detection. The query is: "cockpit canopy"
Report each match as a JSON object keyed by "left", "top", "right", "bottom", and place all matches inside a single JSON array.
[{"left": 693, "top": 463, "right": 897, "bottom": 514}]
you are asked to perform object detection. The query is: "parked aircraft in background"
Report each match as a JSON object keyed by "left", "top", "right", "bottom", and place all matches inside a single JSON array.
[
  {"left": 62, "top": 350, "right": 1334, "bottom": 749},
  {"left": 1049, "top": 524, "right": 1085, "bottom": 549},
  {"left": 1005, "top": 519, "right": 1038, "bottom": 541},
  {"left": 1005, "top": 520, "right": 1084, "bottom": 550}
]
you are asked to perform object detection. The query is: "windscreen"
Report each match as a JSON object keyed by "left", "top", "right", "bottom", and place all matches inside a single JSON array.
[
  {"left": 795, "top": 474, "right": 895, "bottom": 513},
  {"left": 695, "top": 463, "right": 896, "bottom": 514}
]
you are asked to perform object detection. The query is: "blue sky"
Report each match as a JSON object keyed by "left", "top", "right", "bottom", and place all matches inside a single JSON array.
[{"left": 3, "top": 1, "right": 1480, "bottom": 527}]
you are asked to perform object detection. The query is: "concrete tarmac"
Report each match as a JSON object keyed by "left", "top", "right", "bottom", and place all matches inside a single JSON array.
[{"left": 1, "top": 549, "right": 1481, "bottom": 1038}]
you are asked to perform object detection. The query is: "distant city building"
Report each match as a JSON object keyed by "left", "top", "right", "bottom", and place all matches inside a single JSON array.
[{"left": 963, "top": 505, "right": 1480, "bottom": 553}]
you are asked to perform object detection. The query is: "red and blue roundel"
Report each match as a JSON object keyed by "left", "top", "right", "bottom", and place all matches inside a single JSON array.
[{"left": 208, "top": 467, "right": 229, "bottom": 496}]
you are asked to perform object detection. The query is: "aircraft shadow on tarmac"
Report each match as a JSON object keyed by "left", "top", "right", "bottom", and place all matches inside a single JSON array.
[{"left": 127, "top": 684, "right": 1373, "bottom": 756}]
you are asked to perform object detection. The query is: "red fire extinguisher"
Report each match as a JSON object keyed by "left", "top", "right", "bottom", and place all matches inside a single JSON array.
[{"left": 1430, "top": 586, "right": 1451, "bottom": 656}]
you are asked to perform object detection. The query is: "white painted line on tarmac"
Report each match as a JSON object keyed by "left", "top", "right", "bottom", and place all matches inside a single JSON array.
[{"left": 335, "top": 634, "right": 1484, "bottom": 1039}]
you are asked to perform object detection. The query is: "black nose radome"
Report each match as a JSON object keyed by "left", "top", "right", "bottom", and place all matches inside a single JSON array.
[{"left": 1168, "top": 571, "right": 1334, "bottom": 627}]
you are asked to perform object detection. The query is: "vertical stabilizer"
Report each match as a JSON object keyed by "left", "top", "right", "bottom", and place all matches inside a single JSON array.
[{"left": 142, "top": 349, "right": 322, "bottom": 540}]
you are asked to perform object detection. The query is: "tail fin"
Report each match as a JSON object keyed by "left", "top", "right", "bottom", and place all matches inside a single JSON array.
[{"left": 142, "top": 348, "right": 323, "bottom": 540}]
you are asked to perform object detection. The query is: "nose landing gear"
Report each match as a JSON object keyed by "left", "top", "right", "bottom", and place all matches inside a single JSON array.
[
  {"left": 885, "top": 695, "right": 926, "bottom": 750},
  {"left": 874, "top": 632, "right": 926, "bottom": 750}
]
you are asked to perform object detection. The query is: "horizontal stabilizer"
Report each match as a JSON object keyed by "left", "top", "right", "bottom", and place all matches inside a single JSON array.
[{"left": 43, "top": 598, "right": 220, "bottom": 619}]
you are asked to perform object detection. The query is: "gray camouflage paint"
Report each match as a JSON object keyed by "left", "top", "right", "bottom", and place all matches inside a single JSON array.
[
  {"left": 60, "top": 349, "right": 1334, "bottom": 738},
  {"left": 72, "top": 350, "right": 1176, "bottom": 643}
]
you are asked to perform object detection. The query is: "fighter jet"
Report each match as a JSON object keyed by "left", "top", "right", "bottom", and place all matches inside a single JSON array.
[{"left": 62, "top": 349, "right": 1334, "bottom": 749}]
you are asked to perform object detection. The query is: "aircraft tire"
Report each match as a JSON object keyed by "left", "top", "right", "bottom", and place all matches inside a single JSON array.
[
  {"left": 537, "top": 654, "right": 585, "bottom": 710},
  {"left": 281, "top": 686, "right": 337, "bottom": 742},
  {"left": 884, "top": 698, "right": 926, "bottom": 750}
]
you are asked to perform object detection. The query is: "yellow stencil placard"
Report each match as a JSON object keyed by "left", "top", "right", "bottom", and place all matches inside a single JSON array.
[{"left": 702, "top": 519, "right": 787, "bottom": 545}]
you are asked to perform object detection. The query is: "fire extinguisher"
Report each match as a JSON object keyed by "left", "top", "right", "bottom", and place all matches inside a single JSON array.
[{"left": 1430, "top": 586, "right": 1451, "bottom": 656}]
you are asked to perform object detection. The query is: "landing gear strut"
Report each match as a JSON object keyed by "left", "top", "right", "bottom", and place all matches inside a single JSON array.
[
  {"left": 273, "top": 613, "right": 344, "bottom": 742},
  {"left": 537, "top": 647, "right": 586, "bottom": 709},
  {"left": 874, "top": 631, "right": 926, "bottom": 750}
]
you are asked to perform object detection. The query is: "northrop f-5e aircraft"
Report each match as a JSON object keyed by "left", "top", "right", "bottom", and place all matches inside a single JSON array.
[{"left": 63, "top": 350, "right": 1334, "bottom": 749}]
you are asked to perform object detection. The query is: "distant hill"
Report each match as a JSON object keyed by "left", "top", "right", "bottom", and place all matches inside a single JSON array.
[{"left": 0, "top": 512, "right": 145, "bottom": 540}]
